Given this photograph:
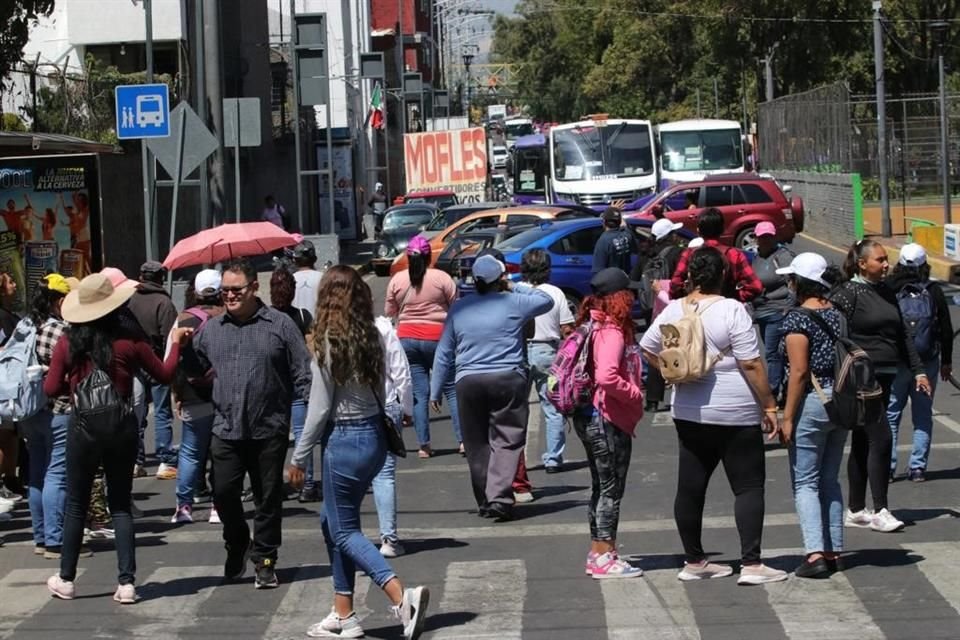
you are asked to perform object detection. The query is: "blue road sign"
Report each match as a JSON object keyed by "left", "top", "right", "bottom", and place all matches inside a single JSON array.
[{"left": 115, "top": 83, "right": 170, "bottom": 139}]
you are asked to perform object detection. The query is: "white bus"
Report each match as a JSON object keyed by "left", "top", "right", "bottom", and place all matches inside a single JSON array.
[
  {"left": 656, "top": 119, "right": 744, "bottom": 186},
  {"left": 548, "top": 116, "right": 658, "bottom": 210},
  {"left": 503, "top": 117, "right": 534, "bottom": 147}
]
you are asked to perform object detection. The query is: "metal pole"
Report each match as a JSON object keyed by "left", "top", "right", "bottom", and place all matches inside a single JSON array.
[
  {"left": 234, "top": 99, "right": 242, "bottom": 221},
  {"left": 764, "top": 51, "right": 774, "bottom": 102},
  {"left": 873, "top": 1, "right": 891, "bottom": 236},
  {"left": 384, "top": 78, "right": 391, "bottom": 200},
  {"left": 194, "top": 0, "right": 210, "bottom": 230},
  {"left": 290, "top": 0, "right": 304, "bottom": 232},
  {"left": 714, "top": 77, "right": 719, "bottom": 117},
  {"left": 141, "top": 0, "right": 155, "bottom": 260},
  {"left": 938, "top": 50, "right": 952, "bottom": 225},
  {"left": 902, "top": 99, "right": 908, "bottom": 231},
  {"left": 325, "top": 77, "right": 335, "bottom": 235},
  {"left": 167, "top": 113, "right": 187, "bottom": 290},
  {"left": 204, "top": 0, "right": 226, "bottom": 227}
]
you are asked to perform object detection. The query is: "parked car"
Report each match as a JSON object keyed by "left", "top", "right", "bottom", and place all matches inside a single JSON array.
[
  {"left": 371, "top": 203, "right": 439, "bottom": 276},
  {"left": 402, "top": 189, "right": 458, "bottom": 209},
  {"left": 388, "top": 205, "right": 595, "bottom": 276},
  {"left": 630, "top": 173, "right": 804, "bottom": 251},
  {"left": 432, "top": 228, "right": 528, "bottom": 276},
  {"left": 492, "top": 145, "right": 509, "bottom": 169},
  {"left": 456, "top": 217, "right": 695, "bottom": 314},
  {"left": 421, "top": 202, "right": 514, "bottom": 240}
]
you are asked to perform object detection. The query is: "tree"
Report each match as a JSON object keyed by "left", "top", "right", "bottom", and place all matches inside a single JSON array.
[{"left": 0, "top": 1, "right": 55, "bottom": 90}]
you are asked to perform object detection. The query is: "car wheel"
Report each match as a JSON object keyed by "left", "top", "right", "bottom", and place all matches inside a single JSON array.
[
  {"left": 564, "top": 291, "right": 582, "bottom": 318},
  {"left": 735, "top": 226, "right": 759, "bottom": 253},
  {"left": 373, "top": 263, "right": 390, "bottom": 277}
]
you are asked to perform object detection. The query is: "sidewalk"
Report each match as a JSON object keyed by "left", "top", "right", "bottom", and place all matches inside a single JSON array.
[{"left": 799, "top": 232, "right": 960, "bottom": 284}]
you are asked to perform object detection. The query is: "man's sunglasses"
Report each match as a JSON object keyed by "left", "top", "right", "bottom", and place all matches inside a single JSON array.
[{"left": 220, "top": 283, "right": 253, "bottom": 295}]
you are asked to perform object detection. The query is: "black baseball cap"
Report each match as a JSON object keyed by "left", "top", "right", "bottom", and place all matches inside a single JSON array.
[
  {"left": 601, "top": 207, "right": 622, "bottom": 224},
  {"left": 590, "top": 267, "right": 641, "bottom": 296},
  {"left": 292, "top": 240, "right": 316, "bottom": 261}
]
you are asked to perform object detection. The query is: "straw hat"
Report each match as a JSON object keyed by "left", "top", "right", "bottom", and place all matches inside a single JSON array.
[{"left": 61, "top": 273, "right": 137, "bottom": 324}]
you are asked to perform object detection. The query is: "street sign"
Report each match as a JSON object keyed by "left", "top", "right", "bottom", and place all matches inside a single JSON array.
[
  {"left": 115, "top": 83, "right": 171, "bottom": 139},
  {"left": 223, "top": 98, "right": 262, "bottom": 147},
  {"left": 146, "top": 102, "right": 217, "bottom": 178}
]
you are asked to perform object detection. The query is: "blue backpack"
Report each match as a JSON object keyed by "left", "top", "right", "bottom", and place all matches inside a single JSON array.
[
  {"left": 0, "top": 318, "right": 47, "bottom": 421},
  {"left": 897, "top": 282, "right": 937, "bottom": 359}
]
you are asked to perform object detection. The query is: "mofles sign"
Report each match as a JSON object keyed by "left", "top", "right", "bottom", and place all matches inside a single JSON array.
[{"left": 403, "top": 127, "right": 488, "bottom": 203}]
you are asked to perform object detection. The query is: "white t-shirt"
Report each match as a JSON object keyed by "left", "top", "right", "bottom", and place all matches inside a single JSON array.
[
  {"left": 526, "top": 282, "right": 574, "bottom": 342},
  {"left": 293, "top": 269, "right": 323, "bottom": 316},
  {"left": 639, "top": 297, "right": 761, "bottom": 426}
]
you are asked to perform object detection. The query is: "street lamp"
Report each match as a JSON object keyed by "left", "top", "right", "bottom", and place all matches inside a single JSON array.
[
  {"left": 462, "top": 50, "right": 475, "bottom": 121},
  {"left": 931, "top": 20, "right": 952, "bottom": 224}
]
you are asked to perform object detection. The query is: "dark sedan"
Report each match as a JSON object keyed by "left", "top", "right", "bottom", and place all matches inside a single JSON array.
[{"left": 372, "top": 204, "right": 438, "bottom": 276}]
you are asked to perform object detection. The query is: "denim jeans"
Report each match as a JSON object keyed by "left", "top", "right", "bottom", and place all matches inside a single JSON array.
[
  {"left": 788, "top": 389, "right": 848, "bottom": 555},
  {"left": 24, "top": 410, "right": 70, "bottom": 548},
  {"left": 176, "top": 410, "right": 214, "bottom": 507},
  {"left": 290, "top": 398, "right": 314, "bottom": 489},
  {"left": 372, "top": 403, "right": 402, "bottom": 542},
  {"left": 133, "top": 378, "right": 177, "bottom": 466},
  {"left": 527, "top": 342, "right": 565, "bottom": 468},
  {"left": 755, "top": 312, "right": 786, "bottom": 396},
  {"left": 887, "top": 359, "right": 940, "bottom": 473},
  {"left": 321, "top": 415, "right": 396, "bottom": 594},
  {"left": 401, "top": 337, "right": 462, "bottom": 446}
]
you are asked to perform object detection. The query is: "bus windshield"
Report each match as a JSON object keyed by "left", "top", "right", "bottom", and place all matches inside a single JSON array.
[
  {"left": 660, "top": 128, "right": 743, "bottom": 172},
  {"left": 513, "top": 147, "right": 547, "bottom": 193},
  {"left": 552, "top": 122, "right": 654, "bottom": 182},
  {"left": 505, "top": 121, "right": 533, "bottom": 138}
]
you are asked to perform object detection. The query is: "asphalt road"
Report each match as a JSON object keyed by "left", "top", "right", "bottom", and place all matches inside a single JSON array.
[{"left": 1, "top": 255, "right": 959, "bottom": 639}]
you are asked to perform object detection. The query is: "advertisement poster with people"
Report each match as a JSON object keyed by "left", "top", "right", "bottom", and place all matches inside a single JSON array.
[
  {"left": 0, "top": 154, "right": 102, "bottom": 312},
  {"left": 316, "top": 144, "right": 357, "bottom": 241}
]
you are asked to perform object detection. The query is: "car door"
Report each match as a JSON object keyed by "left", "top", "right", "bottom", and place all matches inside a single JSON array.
[
  {"left": 446, "top": 214, "right": 500, "bottom": 242},
  {"left": 661, "top": 186, "right": 704, "bottom": 235},
  {"left": 548, "top": 225, "right": 603, "bottom": 299},
  {"left": 703, "top": 184, "right": 737, "bottom": 243}
]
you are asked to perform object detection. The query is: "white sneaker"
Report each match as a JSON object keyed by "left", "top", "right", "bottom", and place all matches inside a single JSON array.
[
  {"left": 870, "top": 508, "right": 905, "bottom": 532},
  {"left": 113, "top": 583, "right": 139, "bottom": 604},
  {"left": 306, "top": 609, "right": 365, "bottom": 638},
  {"left": 47, "top": 574, "right": 75, "bottom": 600},
  {"left": 677, "top": 560, "right": 734, "bottom": 581},
  {"left": 208, "top": 507, "right": 221, "bottom": 524},
  {"left": 737, "top": 563, "right": 789, "bottom": 585},
  {"left": 170, "top": 504, "right": 193, "bottom": 524},
  {"left": 845, "top": 508, "right": 873, "bottom": 528},
  {"left": 392, "top": 586, "right": 430, "bottom": 640},
  {"left": 380, "top": 538, "right": 406, "bottom": 558},
  {"left": 513, "top": 491, "right": 535, "bottom": 504}
]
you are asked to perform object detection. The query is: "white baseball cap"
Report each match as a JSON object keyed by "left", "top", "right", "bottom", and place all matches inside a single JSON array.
[
  {"left": 688, "top": 237, "right": 705, "bottom": 249},
  {"left": 194, "top": 269, "right": 222, "bottom": 296},
  {"left": 776, "top": 252, "right": 830, "bottom": 287},
  {"left": 472, "top": 254, "right": 506, "bottom": 284},
  {"left": 898, "top": 243, "right": 927, "bottom": 267},
  {"left": 651, "top": 218, "right": 683, "bottom": 241}
]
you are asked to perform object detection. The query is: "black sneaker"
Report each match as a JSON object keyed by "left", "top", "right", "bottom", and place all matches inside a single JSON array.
[
  {"left": 224, "top": 538, "right": 251, "bottom": 581},
  {"left": 254, "top": 558, "right": 279, "bottom": 589},
  {"left": 298, "top": 486, "right": 321, "bottom": 503},
  {"left": 795, "top": 557, "right": 831, "bottom": 579},
  {"left": 484, "top": 502, "right": 514, "bottom": 523},
  {"left": 908, "top": 468, "right": 926, "bottom": 482},
  {"left": 241, "top": 488, "right": 254, "bottom": 503}
]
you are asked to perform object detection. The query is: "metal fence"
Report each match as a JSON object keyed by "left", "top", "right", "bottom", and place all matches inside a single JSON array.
[{"left": 759, "top": 82, "right": 960, "bottom": 204}]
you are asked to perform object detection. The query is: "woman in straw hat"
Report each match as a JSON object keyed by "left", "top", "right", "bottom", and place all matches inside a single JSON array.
[{"left": 42, "top": 273, "right": 192, "bottom": 604}]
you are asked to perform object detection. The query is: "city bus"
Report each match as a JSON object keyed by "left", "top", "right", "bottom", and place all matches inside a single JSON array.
[
  {"left": 656, "top": 119, "right": 745, "bottom": 186},
  {"left": 548, "top": 115, "right": 658, "bottom": 211},
  {"left": 503, "top": 117, "right": 534, "bottom": 147},
  {"left": 509, "top": 133, "right": 548, "bottom": 204}
]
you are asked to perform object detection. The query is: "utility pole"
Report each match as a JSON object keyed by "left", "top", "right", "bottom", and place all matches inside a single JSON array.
[
  {"left": 194, "top": 0, "right": 210, "bottom": 229},
  {"left": 763, "top": 42, "right": 779, "bottom": 103},
  {"left": 873, "top": 1, "right": 891, "bottom": 236},
  {"left": 140, "top": 0, "right": 157, "bottom": 260},
  {"left": 932, "top": 21, "right": 952, "bottom": 225},
  {"left": 204, "top": 0, "right": 226, "bottom": 226}
]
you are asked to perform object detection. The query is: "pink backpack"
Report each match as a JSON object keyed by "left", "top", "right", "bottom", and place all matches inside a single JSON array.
[{"left": 546, "top": 322, "right": 595, "bottom": 415}]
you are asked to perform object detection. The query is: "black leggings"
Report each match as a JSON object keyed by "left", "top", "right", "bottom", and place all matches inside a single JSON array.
[
  {"left": 847, "top": 372, "right": 895, "bottom": 513},
  {"left": 573, "top": 414, "right": 632, "bottom": 541},
  {"left": 674, "top": 420, "right": 766, "bottom": 564}
]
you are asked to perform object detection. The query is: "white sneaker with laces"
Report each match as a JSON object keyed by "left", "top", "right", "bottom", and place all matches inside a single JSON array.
[
  {"left": 380, "top": 538, "right": 405, "bottom": 558},
  {"left": 513, "top": 491, "right": 535, "bottom": 503},
  {"left": 844, "top": 508, "right": 873, "bottom": 528},
  {"left": 677, "top": 560, "right": 734, "bottom": 581},
  {"left": 113, "top": 583, "right": 138, "bottom": 604},
  {"left": 170, "top": 505, "right": 193, "bottom": 524},
  {"left": 47, "top": 574, "right": 75, "bottom": 600},
  {"left": 306, "top": 609, "right": 365, "bottom": 638},
  {"left": 392, "top": 586, "right": 430, "bottom": 640},
  {"left": 870, "top": 508, "right": 904, "bottom": 532},
  {"left": 737, "top": 563, "right": 789, "bottom": 585}
]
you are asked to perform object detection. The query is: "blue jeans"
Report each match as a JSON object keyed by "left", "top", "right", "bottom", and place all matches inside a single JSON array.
[
  {"left": 756, "top": 312, "right": 785, "bottom": 396},
  {"left": 321, "top": 415, "right": 396, "bottom": 594},
  {"left": 152, "top": 383, "right": 177, "bottom": 465},
  {"left": 788, "top": 389, "right": 848, "bottom": 554},
  {"left": 527, "top": 342, "right": 565, "bottom": 467},
  {"left": 372, "top": 403, "right": 402, "bottom": 542},
  {"left": 25, "top": 411, "right": 70, "bottom": 548},
  {"left": 176, "top": 411, "right": 214, "bottom": 507},
  {"left": 290, "top": 399, "right": 314, "bottom": 489},
  {"left": 887, "top": 359, "right": 939, "bottom": 472},
  {"left": 401, "top": 337, "right": 462, "bottom": 446}
]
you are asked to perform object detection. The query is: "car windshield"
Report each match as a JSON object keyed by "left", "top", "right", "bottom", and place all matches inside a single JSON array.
[
  {"left": 382, "top": 209, "right": 434, "bottom": 230},
  {"left": 660, "top": 128, "right": 743, "bottom": 172},
  {"left": 495, "top": 224, "right": 557, "bottom": 252},
  {"left": 552, "top": 122, "right": 655, "bottom": 181}
]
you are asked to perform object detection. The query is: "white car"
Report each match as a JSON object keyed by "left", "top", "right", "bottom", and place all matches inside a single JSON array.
[{"left": 492, "top": 145, "right": 508, "bottom": 169}]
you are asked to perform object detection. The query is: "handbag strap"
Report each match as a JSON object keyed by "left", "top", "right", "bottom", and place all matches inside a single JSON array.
[
  {"left": 810, "top": 373, "right": 831, "bottom": 407},
  {"left": 368, "top": 383, "right": 386, "bottom": 414}
]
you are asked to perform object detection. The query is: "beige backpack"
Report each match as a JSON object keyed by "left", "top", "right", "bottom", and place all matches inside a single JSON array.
[{"left": 658, "top": 296, "right": 726, "bottom": 384}]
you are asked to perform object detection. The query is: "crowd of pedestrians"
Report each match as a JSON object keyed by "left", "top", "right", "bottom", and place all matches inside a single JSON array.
[{"left": 0, "top": 202, "right": 953, "bottom": 636}]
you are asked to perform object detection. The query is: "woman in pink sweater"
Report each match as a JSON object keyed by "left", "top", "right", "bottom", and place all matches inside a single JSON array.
[{"left": 574, "top": 268, "right": 644, "bottom": 579}]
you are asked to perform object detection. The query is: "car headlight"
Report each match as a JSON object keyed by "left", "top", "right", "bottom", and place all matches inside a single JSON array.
[{"left": 376, "top": 243, "right": 393, "bottom": 258}]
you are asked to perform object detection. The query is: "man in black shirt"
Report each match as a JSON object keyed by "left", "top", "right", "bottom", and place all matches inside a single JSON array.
[{"left": 592, "top": 207, "right": 638, "bottom": 274}]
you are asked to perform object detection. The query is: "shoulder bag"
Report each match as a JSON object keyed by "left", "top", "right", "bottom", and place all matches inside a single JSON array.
[{"left": 369, "top": 384, "right": 407, "bottom": 458}]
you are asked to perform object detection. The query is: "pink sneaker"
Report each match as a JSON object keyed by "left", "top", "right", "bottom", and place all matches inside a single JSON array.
[
  {"left": 47, "top": 574, "right": 75, "bottom": 600},
  {"left": 585, "top": 549, "right": 619, "bottom": 575},
  {"left": 590, "top": 552, "right": 643, "bottom": 579}
]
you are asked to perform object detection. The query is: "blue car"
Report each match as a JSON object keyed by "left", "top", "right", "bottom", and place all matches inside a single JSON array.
[{"left": 457, "top": 217, "right": 695, "bottom": 312}]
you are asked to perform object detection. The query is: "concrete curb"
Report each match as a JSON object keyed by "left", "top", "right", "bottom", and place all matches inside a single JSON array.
[{"left": 798, "top": 233, "right": 960, "bottom": 283}]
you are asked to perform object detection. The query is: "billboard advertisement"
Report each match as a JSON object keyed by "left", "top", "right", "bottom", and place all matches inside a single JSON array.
[
  {"left": 0, "top": 154, "right": 102, "bottom": 313},
  {"left": 316, "top": 143, "right": 357, "bottom": 241},
  {"left": 403, "top": 127, "right": 488, "bottom": 203}
]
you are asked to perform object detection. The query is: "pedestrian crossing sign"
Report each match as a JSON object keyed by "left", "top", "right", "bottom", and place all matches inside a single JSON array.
[{"left": 115, "top": 83, "right": 170, "bottom": 139}]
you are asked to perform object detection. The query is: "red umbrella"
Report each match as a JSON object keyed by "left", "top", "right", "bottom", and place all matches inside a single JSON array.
[{"left": 162, "top": 222, "right": 299, "bottom": 270}]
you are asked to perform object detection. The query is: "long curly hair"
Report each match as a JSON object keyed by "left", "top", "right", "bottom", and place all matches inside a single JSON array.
[
  {"left": 311, "top": 265, "right": 383, "bottom": 387},
  {"left": 576, "top": 289, "right": 635, "bottom": 342}
]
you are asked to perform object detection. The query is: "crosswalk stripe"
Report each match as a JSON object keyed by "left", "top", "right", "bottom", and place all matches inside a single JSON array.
[
  {"left": 904, "top": 542, "right": 960, "bottom": 616},
  {"left": 762, "top": 549, "right": 884, "bottom": 640},
  {"left": 431, "top": 559, "right": 526, "bottom": 639},
  {"left": 603, "top": 568, "right": 701, "bottom": 640},
  {"left": 129, "top": 566, "right": 222, "bottom": 639},
  {"left": 262, "top": 564, "right": 334, "bottom": 640},
  {"left": 0, "top": 568, "right": 84, "bottom": 639}
]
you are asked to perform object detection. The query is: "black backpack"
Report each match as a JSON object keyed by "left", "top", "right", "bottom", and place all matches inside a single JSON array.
[
  {"left": 800, "top": 309, "right": 884, "bottom": 430},
  {"left": 637, "top": 245, "right": 676, "bottom": 314},
  {"left": 73, "top": 366, "right": 134, "bottom": 439}
]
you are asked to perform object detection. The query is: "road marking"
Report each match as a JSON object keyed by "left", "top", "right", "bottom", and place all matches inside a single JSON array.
[
  {"left": 130, "top": 566, "right": 221, "bottom": 639},
  {"left": 762, "top": 548, "right": 884, "bottom": 640},
  {"left": 0, "top": 568, "right": 84, "bottom": 639},
  {"left": 603, "top": 569, "right": 701, "bottom": 640},
  {"left": 262, "top": 564, "right": 333, "bottom": 640},
  {"left": 652, "top": 413, "right": 673, "bottom": 426},
  {"left": 933, "top": 414, "right": 960, "bottom": 436},
  {"left": 905, "top": 542, "right": 960, "bottom": 616},
  {"left": 431, "top": 559, "right": 526, "bottom": 639}
]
